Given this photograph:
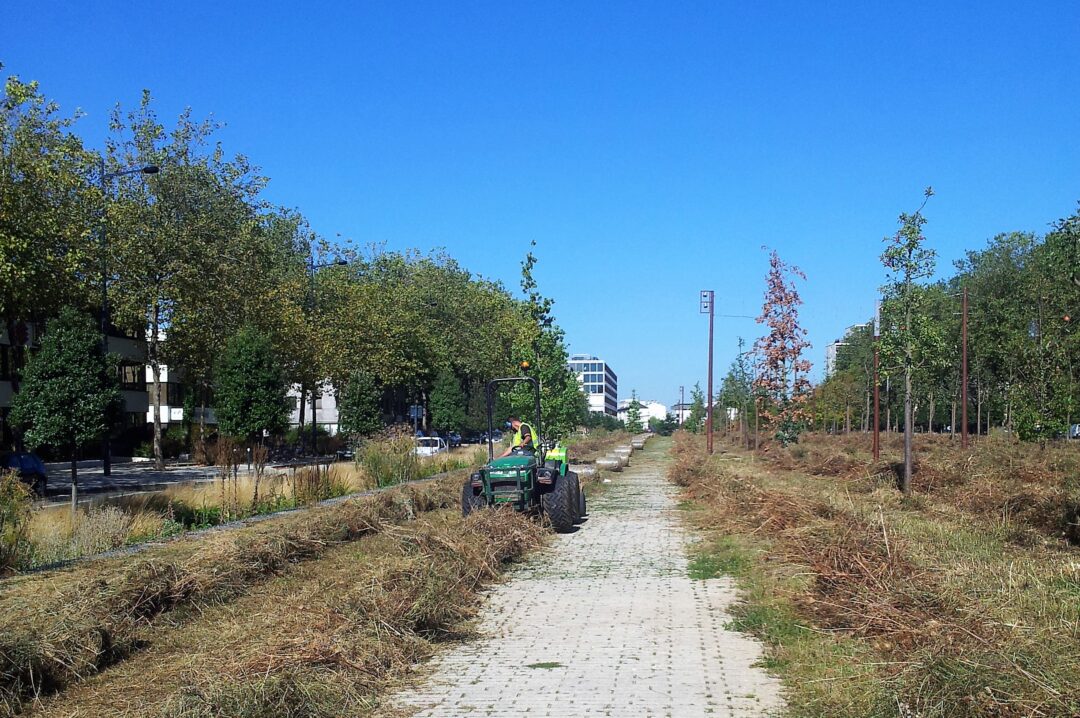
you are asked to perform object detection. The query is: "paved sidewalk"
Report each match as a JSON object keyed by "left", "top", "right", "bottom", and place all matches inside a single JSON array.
[{"left": 386, "top": 439, "right": 784, "bottom": 717}]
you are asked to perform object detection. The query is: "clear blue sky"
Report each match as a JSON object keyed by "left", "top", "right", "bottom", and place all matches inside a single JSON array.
[{"left": 5, "top": 1, "right": 1079, "bottom": 406}]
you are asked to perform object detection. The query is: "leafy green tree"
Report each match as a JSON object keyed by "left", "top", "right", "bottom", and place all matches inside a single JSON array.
[
  {"left": 429, "top": 369, "right": 467, "bottom": 432},
  {"left": 719, "top": 338, "right": 756, "bottom": 444},
  {"left": 106, "top": 92, "right": 269, "bottom": 469},
  {"left": 880, "top": 187, "right": 935, "bottom": 493},
  {"left": 0, "top": 72, "right": 97, "bottom": 325},
  {"left": 213, "top": 327, "right": 288, "bottom": 442},
  {"left": 585, "top": 412, "right": 623, "bottom": 432},
  {"left": 508, "top": 242, "right": 587, "bottom": 440},
  {"left": 337, "top": 370, "right": 382, "bottom": 443},
  {"left": 649, "top": 413, "right": 678, "bottom": 436},
  {"left": 9, "top": 308, "right": 122, "bottom": 513},
  {"left": 686, "top": 383, "right": 706, "bottom": 433},
  {"left": 625, "top": 392, "right": 644, "bottom": 433}
]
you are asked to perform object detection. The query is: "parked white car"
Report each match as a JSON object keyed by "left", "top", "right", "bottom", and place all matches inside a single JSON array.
[{"left": 413, "top": 436, "right": 448, "bottom": 457}]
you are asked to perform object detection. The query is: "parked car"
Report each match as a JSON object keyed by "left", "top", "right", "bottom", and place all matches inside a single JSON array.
[
  {"left": 447, "top": 432, "right": 462, "bottom": 448},
  {"left": 1, "top": 451, "right": 47, "bottom": 496},
  {"left": 413, "top": 436, "right": 448, "bottom": 457}
]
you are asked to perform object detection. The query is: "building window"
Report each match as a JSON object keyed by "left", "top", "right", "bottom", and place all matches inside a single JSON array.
[{"left": 119, "top": 364, "right": 145, "bottom": 391}]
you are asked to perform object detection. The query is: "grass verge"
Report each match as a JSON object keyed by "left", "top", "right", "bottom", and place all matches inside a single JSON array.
[{"left": 673, "top": 431, "right": 1080, "bottom": 717}]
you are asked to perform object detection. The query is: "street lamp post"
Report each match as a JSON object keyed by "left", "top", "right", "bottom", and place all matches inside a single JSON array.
[
  {"left": 700, "top": 290, "right": 715, "bottom": 454},
  {"left": 307, "top": 257, "right": 348, "bottom": 455},
  {"left": 98, "top": 159, "right": 159, "bottom": 476}
]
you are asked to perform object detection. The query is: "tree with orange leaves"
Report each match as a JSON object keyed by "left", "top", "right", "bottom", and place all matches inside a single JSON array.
[{"left": 754, "top": 249, "right": 813, "bottom": 445}]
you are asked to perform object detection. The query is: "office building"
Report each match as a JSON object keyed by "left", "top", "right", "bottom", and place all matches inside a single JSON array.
[{"left": 567, "top": 354, "right": 618, "bottom": 416}]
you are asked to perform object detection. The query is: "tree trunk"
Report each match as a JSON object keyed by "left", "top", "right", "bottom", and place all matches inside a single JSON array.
[
  {"left": 199, "top": 384, "right": 207, "bottom": 462},
  {"left": 845, "top": 403, "right": 851, "bottom": 433},
  {"left": 976, "top": 382, "right": 982, "bottom": 437},
  {"left": 753, "top": 404, "right": 760, "bottom": 451},
  {"left": 863, "top": 383, "right": 871, "bottom": 432},
  {"left": 928, "top": 393, "right": 936, "bottom": 435},
  {"left": 298, "top": 384, "right": 307, "bottom": 451},
  {"left": 150, "top": 303, "right": 164, "bottom": 471},
  {"left": 951, "top": 399, "right": 957, "bottom": 439},
  {"left": 902, "top": 309, "right": 913, "bottom": 495},
  {"left": 69, "top": 451, "right": 78, "bottom": 520}
]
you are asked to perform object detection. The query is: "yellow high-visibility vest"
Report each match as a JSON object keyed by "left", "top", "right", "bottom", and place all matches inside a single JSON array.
[{"left": 512, "top": 422, "right": 535, "bottom": 449}]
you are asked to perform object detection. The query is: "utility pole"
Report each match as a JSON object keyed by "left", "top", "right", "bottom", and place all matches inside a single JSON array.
[
  {"left": 873, "top": 301, "right": 881, "bottom": 461},
  {"left": 700, "top": 290, "right": 715, "bottom": 454},
  {"left": 961, "top": 286, "right": 969, "bottom": 450},
  {"left": 679, "top": 385, "right": 685, "bottom": 425}
]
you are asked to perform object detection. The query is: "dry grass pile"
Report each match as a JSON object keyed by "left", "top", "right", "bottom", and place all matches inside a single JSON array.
[
  {"left": 566, "top": 430, "right": 630, "bottom": 462},
  {"left": 0, "top": 476, "right": 461, "bottom": 716},
  {"left": 755, "top": 432, "right": 1080, "bottom": 545},
  {"left": 672, "top": 431, "right": 1080, "bottom": 717},
  {"left": 35, "top": 507, "right": 545, "bottom": 718}
]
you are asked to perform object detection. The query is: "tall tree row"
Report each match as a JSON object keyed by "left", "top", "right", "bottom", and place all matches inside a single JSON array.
[
  {"left": 1, "top": 70, "right": 586, "bottom": 459},
  {"left": 815, "top": 195, "right": 1080, "bottom": 447}
]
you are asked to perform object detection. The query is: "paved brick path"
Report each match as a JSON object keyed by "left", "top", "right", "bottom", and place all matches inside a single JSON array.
[{"left": 387, "top": 440, "right": 784, "bottom": 717}]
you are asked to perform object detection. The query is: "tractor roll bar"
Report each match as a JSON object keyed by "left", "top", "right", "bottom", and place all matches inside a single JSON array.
[{"left": 485, "top": 377, "right": 542, "bottom": 462}]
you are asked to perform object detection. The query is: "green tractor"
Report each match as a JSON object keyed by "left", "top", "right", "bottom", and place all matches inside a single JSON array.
[{"left": 461, "top": 377, "right": 585, "bottom": 533}]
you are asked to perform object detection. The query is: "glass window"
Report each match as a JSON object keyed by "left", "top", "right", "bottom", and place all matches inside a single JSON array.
[{"left": 119, "top": 364, "right": 145, "bottom": 390}]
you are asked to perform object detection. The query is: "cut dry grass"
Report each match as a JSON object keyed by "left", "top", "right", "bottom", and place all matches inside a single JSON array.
[
  {"left": 565, "top": 429, "right": 631, "bottom": 461},
  {"left": 0, "top": 474, "right": 464, "bottom": 716},
  {"left": 753, "top": 431, "right": 1080, "bottom": 546},
  {"left": 673, "top": 431, "right": 1080, "bottom": 717},
  {"left": 27, "top": 503, "right": 544, "bottom": 718}
]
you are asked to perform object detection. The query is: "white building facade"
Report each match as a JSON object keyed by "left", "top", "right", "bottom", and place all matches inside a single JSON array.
[
  {"left": 617, "top": 399, "right": 668, "bottom": 426},
  {"left": 288, "top": 383, "right": 341, "bottom": 436},
  {"left": 567, "top": 354, "right": 618, "bottom": 416}
]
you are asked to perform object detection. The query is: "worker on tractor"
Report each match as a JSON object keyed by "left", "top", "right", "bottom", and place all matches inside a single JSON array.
[{"left": 498, "top": 416, "right": 535, "bottom": 457}]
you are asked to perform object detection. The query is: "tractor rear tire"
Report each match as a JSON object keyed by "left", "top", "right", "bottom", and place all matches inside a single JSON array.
[
  {"left": 461, "top": 478, "right": 485, "bottom": 517},
  {"left": 542, "top": 476, "right": 575, "bottom": 533}
]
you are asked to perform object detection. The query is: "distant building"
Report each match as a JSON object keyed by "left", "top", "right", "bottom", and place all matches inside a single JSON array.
[
  {"left": 288, "top": 383, "right": 340, "bottom": 436},
  {"left": 567, "top": 354, "right": 618, "bottom": 416},
  {"left": 1, "top": 319, "right": 149, "bottom": 455},
  {"left": 825, "top": 322, "right": 872, "bottom": 376},
  {"left": 824, "top": 340, "right": 846, "bottom": 377},
  {"left": 671, "top": 402, "right": 692, "bottom": 425},
  {"left": 617, "top": 399, "right": 667, "bottom": 426}
]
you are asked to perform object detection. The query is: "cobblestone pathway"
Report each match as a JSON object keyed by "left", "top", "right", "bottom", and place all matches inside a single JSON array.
[{"left": 386, "top": 440, "right": 784, "bottom": 717}]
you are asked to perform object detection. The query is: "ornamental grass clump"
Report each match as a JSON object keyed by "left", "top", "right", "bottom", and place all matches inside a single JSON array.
[{"left": 0, "top": 471, "right": 31, "bottom": 575}]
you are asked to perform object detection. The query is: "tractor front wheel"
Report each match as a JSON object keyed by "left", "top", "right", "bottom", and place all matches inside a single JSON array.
[
  {"left": 542, "top": 476, "right": 575, "bottom": 533},
  {"left": 461, "top": 478, "right": 485, "bottom": 517}
]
